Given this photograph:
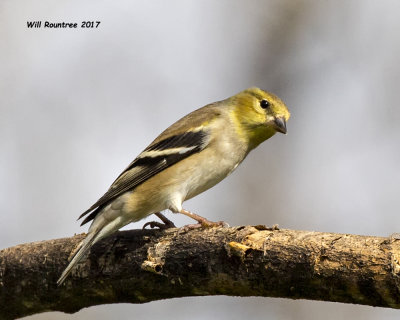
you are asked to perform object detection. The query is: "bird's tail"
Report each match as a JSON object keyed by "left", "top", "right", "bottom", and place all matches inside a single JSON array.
[
  {"left": 57, "top": 230, "right": 99, "bottom": 286},
  {"left": 58, "top": 213, "right": 124, "bottom": 285}
]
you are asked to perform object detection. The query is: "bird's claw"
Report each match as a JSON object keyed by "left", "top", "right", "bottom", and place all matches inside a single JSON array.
[
  {"left": 142, "top": 220, "right": 176, "bottom": 230},
  {"left": 200, "top": 220, "right": 229, "bottom": 228},
  {"left": 143, "top": 221, "right": 163, "bottom": 229},
  {"left": 142, "top": 212, "right": 177, "bottom": 230},
  {"left": 179, "top": 220, "right": 229, "bottom": 233}
]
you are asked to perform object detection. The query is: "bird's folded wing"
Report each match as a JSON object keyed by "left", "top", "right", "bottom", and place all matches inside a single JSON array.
[{"left": 78, "top": 129, "right": 209, "bottom": 225}]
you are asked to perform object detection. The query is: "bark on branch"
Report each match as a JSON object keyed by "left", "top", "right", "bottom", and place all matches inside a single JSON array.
[{"left": 1, "top": 226, "right": 400, "bottom": 319}]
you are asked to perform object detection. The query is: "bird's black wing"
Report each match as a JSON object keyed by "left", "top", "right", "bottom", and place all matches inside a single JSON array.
[{"left": 79, "top": 130, "right": 209, "bottom": 225}]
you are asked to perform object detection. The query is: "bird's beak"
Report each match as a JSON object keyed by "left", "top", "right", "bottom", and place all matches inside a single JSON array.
[{"left": 274, "top": 117, "right": 287, "bottom": 134}]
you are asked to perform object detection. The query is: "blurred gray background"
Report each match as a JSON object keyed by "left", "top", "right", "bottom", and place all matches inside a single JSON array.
[{"left": 2, "top": 0, "right": 400, "bottom": 319}]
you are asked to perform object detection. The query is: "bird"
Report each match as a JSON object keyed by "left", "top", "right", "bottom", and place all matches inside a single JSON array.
[{"left": 57, "top": 87, "right": 290, "bottom": 285}]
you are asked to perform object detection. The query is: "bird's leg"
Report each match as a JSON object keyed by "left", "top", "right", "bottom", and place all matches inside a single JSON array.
[
  {"left": 155, "top": 212, "right": 176, "bottom": 227},
  {"left": 142, "top": 212, "right": 176, "bottom": 229},
  {"left": 179, "top": 208, "right": 228, "bottom": 228}
]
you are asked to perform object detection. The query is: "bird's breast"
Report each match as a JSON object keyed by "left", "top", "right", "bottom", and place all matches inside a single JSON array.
[{"left": 182, "top": 136, "right": 247, "bottom": 200}]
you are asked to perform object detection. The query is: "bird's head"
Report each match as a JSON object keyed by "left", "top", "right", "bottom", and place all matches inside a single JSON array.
[{"left": 230, "top": 87, "right": 290, "bottom": 149}]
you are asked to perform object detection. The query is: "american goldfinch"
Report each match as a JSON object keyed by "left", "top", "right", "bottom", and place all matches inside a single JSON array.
[{"left": 57, "top": 87, "right": 290, "bottom": 285}]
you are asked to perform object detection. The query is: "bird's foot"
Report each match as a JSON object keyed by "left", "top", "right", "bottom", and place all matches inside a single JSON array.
[
  {"left": 179, "top": 220, "right": 228, "bottom": 233},
  {"left": 142, "top": 212, "right": 176, "bottom": 230},
  {"left": 178, "top": 208, "right": 229, "bottom": 230},
  {"left": 199, "top": 219, "right": 229, "bottom": 228},
  {"left": 142, "top": 221, "right": 171, "bottom": 229}
]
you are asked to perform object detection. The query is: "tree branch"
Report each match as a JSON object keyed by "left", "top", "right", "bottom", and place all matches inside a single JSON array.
[{"left": 1, "top": 226, "right": 400, "bottom": 319}]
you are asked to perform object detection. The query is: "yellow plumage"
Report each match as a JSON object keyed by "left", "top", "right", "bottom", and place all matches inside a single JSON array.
[{"left": 57, "top": 87, "right": 290, "bottom": 285}]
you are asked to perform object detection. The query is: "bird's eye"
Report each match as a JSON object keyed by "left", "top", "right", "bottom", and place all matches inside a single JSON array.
[{"left": 260, "top": 99, "right": 270, "bottom": 109}]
